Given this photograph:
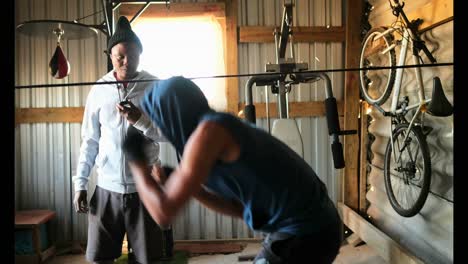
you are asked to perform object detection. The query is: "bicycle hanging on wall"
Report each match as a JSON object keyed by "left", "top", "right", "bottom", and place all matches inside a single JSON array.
[{"left": 358, "top": 0, "right": 453, "bottom": 217}]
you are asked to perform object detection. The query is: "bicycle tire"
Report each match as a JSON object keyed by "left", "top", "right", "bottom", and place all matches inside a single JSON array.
[
  {"left": 384, "top": 123, "right": 431, "bottom": 217},
  {"left": 359, "top": 27, "right": 396, "bottom": 106}
]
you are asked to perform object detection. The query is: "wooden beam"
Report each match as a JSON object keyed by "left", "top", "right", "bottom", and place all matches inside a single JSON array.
[
  {"left": 224, "top": 0, "right": 239, "bottom": 115},
  {"left": 400, "top": 0, "right": 453, "bottom": 30},
  {"left": 238, "top": 101, "right": 343, "bottom": 119},
  {"left": 343, "top": 0, "right": 362, "bottom": 212},
  {"left": 359, "top": 102, "right": 370, "bottom": 215},
  {"left": 119, "top": 2, "right": 225, "bottom": 19},
  {"left": 338, "top": 203, "right": 424, "bottom": 264},
  {"left": 15, "top": 101, "right": 343, "bottom": 125},
  {"left": 420, "top": 16, "right": 453, "bottom": 34},
  {"left": 15, "top": 107, "right": 84, "bottom": 125},
  {"left": 370, "top": 0, "right": 453, "bottom": 31},
  {"left": 239, "top": 26, "right": 345, "bottom": 43}
]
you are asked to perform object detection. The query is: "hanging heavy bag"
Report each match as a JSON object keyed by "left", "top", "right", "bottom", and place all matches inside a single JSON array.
[{"left": 49, "top": 43, "right": 70, "bottom": 79}]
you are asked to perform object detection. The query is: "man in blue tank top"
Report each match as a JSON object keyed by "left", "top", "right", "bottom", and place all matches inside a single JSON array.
[{"left": 123, "top": 76, "right": 343, "bottom": 263}]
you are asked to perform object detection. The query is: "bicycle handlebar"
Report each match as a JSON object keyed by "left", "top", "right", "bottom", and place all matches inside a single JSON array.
[{"left": 389, "top": 0, "right": 437, "bottom": 64}]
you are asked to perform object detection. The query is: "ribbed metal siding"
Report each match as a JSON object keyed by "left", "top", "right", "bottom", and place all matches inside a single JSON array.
[
  {"left": 15, "top": 0, "right": 108, "bottom": 244},
  {"left": 238, "top": 0, "right": 344, "bottom": 205},
  {"left": 15, "top": 0, "right": 344, "bottom": 243},
  {"left": 365, "top": 0, "right": 453, "bottom": 262}
]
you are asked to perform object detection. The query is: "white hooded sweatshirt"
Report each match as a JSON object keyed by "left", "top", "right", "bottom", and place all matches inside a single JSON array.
[{"left": 72, "top": 70, "right": 165, "bottom": 193}]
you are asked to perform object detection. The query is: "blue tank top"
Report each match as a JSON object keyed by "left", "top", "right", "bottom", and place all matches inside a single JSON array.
[
  {"left": 141, "top": 76, "right": 340, "bottom": 236},
  {"left": 200, "top": 112, "right": 339, "bottom": 235}
]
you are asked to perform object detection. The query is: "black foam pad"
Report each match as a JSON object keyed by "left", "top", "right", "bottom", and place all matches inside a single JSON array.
[
  {"left": 244, "top": 105, "right": 256, "bottom": 124},
  {"left": 331, "top": 141, "right": 345, "bottom": 169},
  {"left": 325, "top": 97, "right": 340, "bottom": 135}
]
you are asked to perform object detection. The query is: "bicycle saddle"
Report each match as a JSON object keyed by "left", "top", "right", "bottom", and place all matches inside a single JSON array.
[{"left": 427, "top": 77, "right": 453, "bottom": 117}]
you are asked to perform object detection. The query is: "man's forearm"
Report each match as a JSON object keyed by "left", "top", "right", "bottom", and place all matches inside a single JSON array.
[
  {"left": 129, "top": 161, "right": 174, "bottom": 228},
  {"left": 193, "top": 187, "right": 243, "bottom": 219},
  {"left": 133, "top": 114, "right": 167, "bottom": 142}
]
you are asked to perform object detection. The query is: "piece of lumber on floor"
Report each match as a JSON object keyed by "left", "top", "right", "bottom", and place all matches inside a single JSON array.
[
  {"left": 238, "top": 253, "right": 256, "bottom": 261},
  {"left": 174, "top": 241, "right": 246, "bottom": 254}
]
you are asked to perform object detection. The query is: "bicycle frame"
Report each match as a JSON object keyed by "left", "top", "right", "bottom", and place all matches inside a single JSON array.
[
  {"left": 358, "top": 0, "right": 452, "bottom": 217},
  {"left": 373, "top": 19, "right": 431, "bottom": 162},
  {"left": 375, "top": 26, "right": 431, "bottom": 115}
]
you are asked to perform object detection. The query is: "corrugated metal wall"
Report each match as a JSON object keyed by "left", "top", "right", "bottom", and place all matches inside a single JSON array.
[
  {"left": 15, "top": 0, "right": 345, "bottom": 244},
  {"left": 15, "top": 0, "right": 108, "bottom": 244},
  {"left": 364, "top": 0, "right": 453, "bottom": 263},
  {"left": 238, "top": 0, "right": 344, "bottom": 208}
]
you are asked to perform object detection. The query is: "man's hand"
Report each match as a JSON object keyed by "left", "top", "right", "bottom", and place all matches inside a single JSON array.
[
  {"left": 116, "top": 100, "right": 142, "bottom": 125},
  {"left": 123, "top": 126, "right": 148, "bottom": 163},
  {"left": 151, "top": 166, "right": 173, "bottom": 185},
  {"left": 73, "top": 190, "right": 88, "bottom": 213}
]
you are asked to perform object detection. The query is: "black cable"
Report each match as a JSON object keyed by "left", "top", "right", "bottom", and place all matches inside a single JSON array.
[
  {"left": 14, "top": 62, "right": 454, "bottom": 89},
  {"left": 73, "top": 9, "right": 104, "bottom": 22}
]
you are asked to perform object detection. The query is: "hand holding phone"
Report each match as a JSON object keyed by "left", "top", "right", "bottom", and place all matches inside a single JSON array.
[{"left": 119, "top": 100, "right": 132, "bottom": 110}]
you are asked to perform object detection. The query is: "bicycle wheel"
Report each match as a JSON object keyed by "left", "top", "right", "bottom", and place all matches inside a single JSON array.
[
  {"left": 384, "top": 123, "right": 431, "bottom": 217},
  {"left": 359, "top": 27, "right": 396, "bottom": 105}
]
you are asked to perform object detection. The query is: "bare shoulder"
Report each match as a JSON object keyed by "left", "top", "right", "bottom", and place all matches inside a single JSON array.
[{"left": 195, "top": 121, "right": 240, "bottom": 162}]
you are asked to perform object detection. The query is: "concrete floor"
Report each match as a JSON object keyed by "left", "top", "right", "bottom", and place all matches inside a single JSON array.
[{"left": 44, "top": 241, "right": 388, "bottom": 264}]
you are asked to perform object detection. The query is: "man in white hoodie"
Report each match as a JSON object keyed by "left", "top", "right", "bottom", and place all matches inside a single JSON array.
[{"left": 72, "top": 16, "right": 170, "bottom": 264}]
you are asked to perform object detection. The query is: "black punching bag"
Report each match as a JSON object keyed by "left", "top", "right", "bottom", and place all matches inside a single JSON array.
[{"left": 49, "top": 43, "right": 70, "bottom": 79}]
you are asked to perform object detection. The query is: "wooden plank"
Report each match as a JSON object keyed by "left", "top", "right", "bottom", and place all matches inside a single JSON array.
[
  {"left": 15, "top": 210, "right": 56, "bottom": 227},
  {"left": 370, "top": 0, "right": 453, "bottom": 31},
  {"left": 359, "top": 102, "right": 370, "bottom": 215},
  {"left": 40, "top": 246, "right": 56, "bottom": 262},
  {"left": 343, "top": 0, "right": 362, "bottom": 212},
  {"left": 224, "top": 0, "right": 239, "bottom": 115},
  {"left": 15, "top": 100, "right": 344, "bottom": 125},
  {"left": 239, "top": 26, "right": 345, "bottom": 43},
  {"left": 338, "top": 203, "right": 424, "bottom": 264},
  {"left": 401, "top": 0, "right": 453, "bottom": 30},
  {"left": 32, "top": 227, "right": 41, "bottom": 255},
  {"left": 420, "top": 16, "right": 453, "bottom": 33},
  {"left": 15, "top": 107, "right": 84, "bottom": 124},
  {"left": 174, "top": 241, "right": 245, "bottom": 254},
  {"left": 119, "top": 2, "right": 225, "bottom": 19},
  {"left": 238, "top": 101, "right": 344, "bottom": 119}
]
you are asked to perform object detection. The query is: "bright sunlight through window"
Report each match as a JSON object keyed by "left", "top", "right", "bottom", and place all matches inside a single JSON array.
[{"left": 132, "top": 16, "right": 227, "bottom": 111}]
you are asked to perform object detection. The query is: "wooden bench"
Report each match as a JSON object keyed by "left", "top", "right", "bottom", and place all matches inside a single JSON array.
[{"left": 15, "top": 210, "right": 57, "bottom": 264}]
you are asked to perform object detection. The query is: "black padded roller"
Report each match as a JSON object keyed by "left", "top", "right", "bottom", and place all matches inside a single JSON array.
[
  {"left": 244, "top": 104, "right": 256, "bottom": 124},
  {"left": 331, "top": 141, "right": 345, "bottom": 169},
  {"left": 325, "top": 97, "right": 340, "bottom": 135}
]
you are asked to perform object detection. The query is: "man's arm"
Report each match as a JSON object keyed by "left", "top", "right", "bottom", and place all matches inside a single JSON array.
[
  {"left": 116, "top": 101, "right": 167, "bottom": 142},
  {"left": 127, "top": 121, "right": 240, "bottom": 227},
  {"left": 151, "top": 165, "right": 242, "bottom": 218},
  {"left": 73, "top": 87, "right": 100, "bottom": 192},
  {"left": 193, "top": 186, "right": 243, "bottom": 219},
  {"left": 73, "top": 87, "right": 100, "bottom": 213}
]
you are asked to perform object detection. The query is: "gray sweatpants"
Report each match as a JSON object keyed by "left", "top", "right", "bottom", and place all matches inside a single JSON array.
[{"left": 85, "top": 186, "right": 164, "bottom": 264}]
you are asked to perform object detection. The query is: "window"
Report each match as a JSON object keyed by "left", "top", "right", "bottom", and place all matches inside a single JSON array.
[{"left": 132, "top": 16, "right": 227, "bottom": 111}]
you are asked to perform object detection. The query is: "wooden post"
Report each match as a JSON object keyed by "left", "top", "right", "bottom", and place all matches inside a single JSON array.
[
  {"left": 343, "top": 0, "right": 363, "bottom": 211},
  {"left": 224, "top": 0, "right": 239, "bottom": 115},
  {"left": 359, "top": 101, "right": 369, "bottom": 214}
]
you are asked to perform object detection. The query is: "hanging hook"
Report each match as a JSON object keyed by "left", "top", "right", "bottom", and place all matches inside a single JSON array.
[{"left": 53, "top": 28, "right": 64, "bottom": 43}]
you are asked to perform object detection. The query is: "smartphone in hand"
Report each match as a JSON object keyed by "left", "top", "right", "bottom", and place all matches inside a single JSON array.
[{"left": 119, "top": 100, "right": 132, "bottom": 110}]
